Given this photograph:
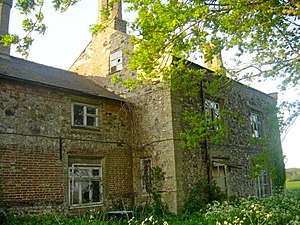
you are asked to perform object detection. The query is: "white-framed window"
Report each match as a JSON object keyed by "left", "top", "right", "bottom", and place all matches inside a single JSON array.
[
  {"left": 69, "top": 164, "right": 103, "bottom": 207},
  {"left": 110, "top": 50, "right": 123, "bottom": 73},
  {"left": 250, "top": 112, "right": 262, "bottom": 138},
  {"left": 205, "top": 99, "right": 221, "bottom": 129},
  {"left": 255, "top": 170, "right": 271, "bottom": 197},
  {"left": 141, "top": 158, "right": 151, "bottom": 194},
  {"left": 72, "top": 103, "right": 98, "bottom": 128}
]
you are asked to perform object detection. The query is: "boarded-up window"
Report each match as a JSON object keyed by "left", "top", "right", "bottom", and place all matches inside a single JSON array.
[
  {"left": 110, "top": 50, "right": 123, "bottom": 73},
  {"left": 212, "top": 162, "right": 229, "bottom": 196},
  {"left": 256, "top": 170, "right": 271, "bottom": 197}
]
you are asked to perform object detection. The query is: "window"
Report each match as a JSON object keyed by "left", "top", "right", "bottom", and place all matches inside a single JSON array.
[
  {"left": 255, "top": 170, "right": 271, "bottom": 197},
  {"left": 205, "top": 99, "right": 220, "bottom": 129},
  {"left": 69, "top": 164, "right": 103, "bottom": 207},
  {"left": 141, "top": 159, "right": 151, "bottom": 194},
  {"left": 250, "top": 112, "right": 261, "bottom": 138},
  {"left": 212, "top": 162, "right": 229, "bottom": 196},
  {"left": 72, "top": 103, "right": 98, "bottom": 128},
  {"left": 110, "top": 50, "right": 123, "bottom": 73}
]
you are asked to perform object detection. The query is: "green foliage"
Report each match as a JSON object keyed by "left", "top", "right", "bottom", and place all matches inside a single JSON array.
[
  {"left": 148, "top": 166, "right": 169, "bottom": 218},
  {"left": 52, "top": 0, "right": 81, "bottom": 12},
  {"left": 89, "top": 23, "right": 108, "bottom": 37},
  {"left": 132, "top": 166, "right": 169, "bottom": 221},
  {"left": 250, "top": 150, "right": 270, "bottom": 179},
  {"left": 1, "top": 211, "right": 127, "bottom": 225},
  {"left": 203, "top": 192, "right": 300, "bottom": 225},
  {"left": 123, "top": 78, "right": 137, "bottom": 90},
  {"left": 124, "top": 0, "right": 300, "bottom": 131},
  {"left": 183, "top": 180, "right": 226, "bottom": 213},
  {"left": 3, "top": 192, "right": 300, "bottom": 224},
  {"left": 0, "top": 34, "right": 19, "bottom": 46},
  {"left": 128, "top": 216, "right": 168, "bottom": 225},
  {"left": 9, "top": 0, "right": 300, "bottom": 126}
]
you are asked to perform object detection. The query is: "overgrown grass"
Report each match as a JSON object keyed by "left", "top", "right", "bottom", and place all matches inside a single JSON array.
[{"left": 2, "top": 191, "right": 300, "bottom": 225}]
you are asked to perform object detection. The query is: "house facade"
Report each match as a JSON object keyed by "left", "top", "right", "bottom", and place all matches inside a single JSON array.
[
  {"left": 0, "top": 0, "right": 284, "bottom": 214},
  {"left": 0, "top": 55, "right": 134, "bottom": 213}
]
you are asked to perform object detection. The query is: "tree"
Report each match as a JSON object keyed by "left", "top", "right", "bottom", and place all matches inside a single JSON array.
[
  {"left": 3, "top": 0, "right": 299, "bottom": 130},
  {"left": 123, "top": 0, "right": 300, "bottom": 131},
  {"left": 1, "top": 0, "right": 80, "bottom": 57},
  {"left": 3, "top": 0, "right": 287, "bottom": 193}
]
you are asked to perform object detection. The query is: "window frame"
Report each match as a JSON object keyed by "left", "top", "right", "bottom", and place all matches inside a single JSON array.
[
  {"left": 255, "top": 170, "right": 272, "bottom": 197},
  {"left": 68, "top": 163, "right": 103, "bottom": 208},
  {"left": 110, "top": 50, "right": 123, "bottom": 73},
  {"left": 204, "top": 99, "right": 221, "bottom": 130},
  {"left": 140, "top": 158, "right": 151, "bottom": 194},
  {"left": 250, "top": 112, "right": 262, "bottom": 138},
  {"left": 212, "top": 162, "right": 229, "bottom": 196},
  {"left": 72, "top": 103, "right": 98, "bottom": 128}
]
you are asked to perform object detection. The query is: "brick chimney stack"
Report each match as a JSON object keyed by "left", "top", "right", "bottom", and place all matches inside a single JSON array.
[
  {"left": 97, "top": 0, "right": 126, "bottom": 33},
  {"left": 0, "top": 0, "right": 13, "bottom": 56}
]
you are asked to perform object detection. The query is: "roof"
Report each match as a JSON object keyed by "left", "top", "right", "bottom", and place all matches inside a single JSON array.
[
  {"left": 0, "top": 55, "right": 125, "bottom": 102},
  {"left": 184, "top": 59, "right": 277, "bottom": 101}
]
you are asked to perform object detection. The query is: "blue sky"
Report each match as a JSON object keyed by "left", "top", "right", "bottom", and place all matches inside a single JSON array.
[{"left": 9, "top": 0, "right": 299, "bottom": 168}]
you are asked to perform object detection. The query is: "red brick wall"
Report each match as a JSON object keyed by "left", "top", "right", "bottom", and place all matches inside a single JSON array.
[
  {"left": 0, "top": 146, "right": 64, "bottom": 204},
  {"left": 0, "top": 79, "right": 133, "bottom": 212}
]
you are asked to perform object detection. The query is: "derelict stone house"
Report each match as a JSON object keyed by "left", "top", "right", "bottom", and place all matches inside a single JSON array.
[{"left": 0, "top": 0, "right": 284, "bottom": 214}]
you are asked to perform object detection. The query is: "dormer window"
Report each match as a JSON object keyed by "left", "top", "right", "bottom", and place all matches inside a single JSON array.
[
  {"left": 72, "top": 103, "right": 98, "bottom": 128},
  {"left": 110, "top": 50, "right": 123, "bottom": 73}
]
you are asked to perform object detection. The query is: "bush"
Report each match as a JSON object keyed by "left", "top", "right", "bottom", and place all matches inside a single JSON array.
[
  {"left": 203, "top": 192, "right": 300, "bottom": 225},
  {"left": 182, "top": 180, "right": 226, "bottom": 213}
]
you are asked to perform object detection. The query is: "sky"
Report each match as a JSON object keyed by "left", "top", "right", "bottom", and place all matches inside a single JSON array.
[{"left": 8, "top": 0, "right": 299, "bottom": 169}]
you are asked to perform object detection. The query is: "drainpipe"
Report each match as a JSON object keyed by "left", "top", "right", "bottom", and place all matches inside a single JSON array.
[
  {"left": 200, "top": 80, "right": 211, "bottom": 185},
  {"left": 0, "top": 0, "right": 13, "bottom": 56}
]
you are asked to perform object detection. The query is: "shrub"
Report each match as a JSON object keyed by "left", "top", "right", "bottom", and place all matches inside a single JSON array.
[
  {"left": 203, "top": 192, "right": 300, "bottom": 225},
  {"left": 182, "top": 180, "right": 226, "bottom": 213}
]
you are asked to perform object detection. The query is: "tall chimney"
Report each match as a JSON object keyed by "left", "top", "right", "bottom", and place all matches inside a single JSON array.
[
  {"left": 0, "top": 0, "right": 13, "bottom": 55},
  {"left": 203, "top": 42, "right": 223, "bottom": 71},
  {"left": 97, "top": 0, "right": 126, "bottom": 33}
]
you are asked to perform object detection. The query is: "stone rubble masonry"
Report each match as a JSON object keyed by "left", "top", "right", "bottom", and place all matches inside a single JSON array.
[
  {"left": 0, "top": 78, "right": 133, "bottom": 213},
  {"left": 70, "top": 26, "right": 179, "bottom": 212},
  {"left": 0, "top": 5, "right": 284, "bottom": 215},
  {"left": 70, "top": 22, "right": 284, "bottom": 213}
]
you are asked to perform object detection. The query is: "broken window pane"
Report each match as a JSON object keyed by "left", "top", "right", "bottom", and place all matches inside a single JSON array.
[
  {"left": 205, "top": 99, "right": 220, "bottom": 129},
  {"left": 250, "top": 113, "right": 262, "bottom": 138},
  {"left": 92, "top": 181, "right": 100, "bottom": 202},
  {"left": 73, "top": 104, "right": 84, "bottom": 125},
  {"left": 69, "top": 165, "right": 102, "bottom": 207},
  {"left": 72, "top": 103, "right": 98, "bottom": 127},
  {"left": 87, "top": 116, "right": 96, "bottom": 126},
  {"left": 81, "top": 182, "right": 90, "bottom": 204},
  {"left": 87, "top": 107, "right": 96, "bottom": 114}
]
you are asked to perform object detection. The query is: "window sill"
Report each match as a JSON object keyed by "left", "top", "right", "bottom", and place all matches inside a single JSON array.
[
  {"left": 69, "top": 202, "right": 103, "bottom": 209},
  {"left": 71, "top": 125, "right": 100, "bottom": 132}
]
